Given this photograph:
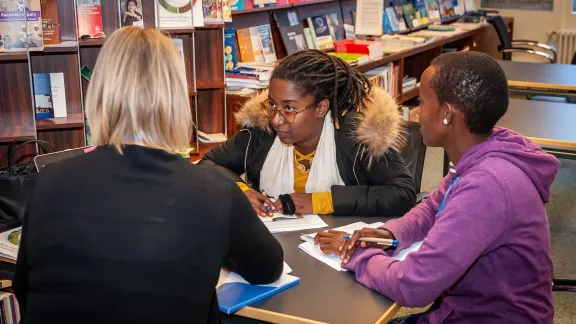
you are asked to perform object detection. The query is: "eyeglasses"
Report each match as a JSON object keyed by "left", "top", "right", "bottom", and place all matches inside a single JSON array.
[{"left": 261, "top": 99, "right": 316, "bottom": 123}]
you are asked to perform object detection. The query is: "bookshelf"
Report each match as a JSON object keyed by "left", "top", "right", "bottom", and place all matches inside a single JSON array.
[
  {"left": 0, "top": 3, "right": 225, "bottom": 168},
  {"left": 225, "top": 0, "right": 513, "bottom": 137}
]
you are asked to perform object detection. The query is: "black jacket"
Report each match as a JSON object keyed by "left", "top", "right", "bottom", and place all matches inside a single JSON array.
[
  {"left": 201, "top": 87, "right": 416, "bottom": 216},
  {"left": 14, "top": 145, "right": 283, "bottom": 324}
]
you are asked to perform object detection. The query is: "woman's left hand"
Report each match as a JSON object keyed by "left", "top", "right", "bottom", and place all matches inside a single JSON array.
[
  {"left": 291, "top": 193, "right": 313, "bottom": 214},
  {"left": 314, "top": 230, "right": 348, "bottom": 256}
]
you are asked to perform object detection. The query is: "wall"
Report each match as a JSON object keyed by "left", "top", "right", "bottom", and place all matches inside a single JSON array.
[{"left": 476, "top": 0, "right": 576, "bottom": 44}]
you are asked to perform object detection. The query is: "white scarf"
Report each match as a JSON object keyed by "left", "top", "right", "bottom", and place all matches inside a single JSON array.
[{"left": 259, "top": 113, "right": 345, "bottom": 198}]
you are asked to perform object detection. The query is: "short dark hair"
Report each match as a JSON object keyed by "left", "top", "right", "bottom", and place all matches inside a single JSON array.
[
  {"left": 430, "top": 51, "right": 509, "bottom": 134},
  {"left": 271, "top": 50, "right": 372, "bottom": 129}
]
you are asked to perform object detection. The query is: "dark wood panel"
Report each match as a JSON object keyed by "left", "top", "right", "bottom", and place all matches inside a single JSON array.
[
  {"left": 0, "top": 127, "right": 35, "bottom": 143},
  {"left": 196, "top": 80, "right": 226, "bottom": 89},
  {"left": 30, "top": 52, "right": 83, "bottom": 116},
  {"left": 195, "top": 28, "right": 224, "bottom": 81},
  {"left": 226, "top": 93, "right": 251, "bottom": 136},
  {"left": 0, "top": 62, "right": 35, "bottom": 134},
  {"left": 0, "top": 52, "right": 28, "bottom": 62},
  {"left": 196, "top": 89, "right": 225, "bottom": 134},
  {"left": 228, "top": 11, "right": 270, "bottom": 30},
  {"left": 170, "top": 33, "right": 195, "bottom": 91},
  {"left": 79, "top": 46, "right": 101, "bottom": 101},
  {"left": 58, "top": 0, "right": 77, "bottom": 41},
  {"left": 79, "top": 38, "right": 106, "bottom": 47},
  {"left": 37, "top": 128, "right": 85, "bottom": 152},
  {"left": 101, "top": 0, "right": 120, "bottom": 38},
  {"left": 0, "top": 143, "right": 37, "bottom": 169}
]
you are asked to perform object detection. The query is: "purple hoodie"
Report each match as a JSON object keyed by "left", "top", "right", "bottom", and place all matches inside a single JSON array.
[{"left": 343, "top": 127, "right": 559, "bottom": 323}]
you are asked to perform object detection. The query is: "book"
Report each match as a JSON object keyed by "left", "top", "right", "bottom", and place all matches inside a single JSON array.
[
  {"left": 202, "top": 0, "right": 223, "bottom": 23},
  {"left": 253, "top": 0, "right": 276, "bottom": 8},
  {"left": 49, "top": 73, "right": 67, "bottom": 118},
  {"left": 170, "top": 38, "right": 187, "bottom": 82},
  {"left": 415, "top": 0, "right": 429, "bottom": 24},
  {"left": 303, "top": 27, "right": 315, "bottom": 49},
  {"left": 278, "top": 25, "right": 307, "bottom": 55},
  {"left": 343, "top": 24, "right": 356, "bottom": 40},
  {"left": 354, "top": 0, "right": 383, "bottom": 36},
  {"left": 0, "top": 0, "right": 44, "bottom": 51},
  {"left": 440, "top": 0, "right": 456, "bottom": 19},
  {"left": 426, "top": 0, "right": 441, "bottom": 21},
  {"left": 382, "top": 10, "right": 393, "bottom": 34},
  {"left": 308, "top": 15, "right": 334, "bottom": 50},
  {"left": 223, "top": 0, "right": 232, "bottom": 22},
  {"left": 402, "top": 2, "right": 419, "bottom": 29},
  {"left": 393, "top": 1, "right": 408, "bottom": 31},
  {"left": 464, "top": 0, "right": 477, "bottom": 12},
  {"left": 197, "top": 131, "right": 227, "bottom": 143},
  {"left": 328, "top": 52, "right": 369, "bottom": 66},
  {"left": 154, "top": 0, "right": 194, "bottom": 28},
  {"left": 193, "top": 0, "right": 205, "bottom": 26},
  {"left": 217, "top": 263, "right": 299, "bottom": 315},
  {"left": 249, "top": 26, "right": 265, "bottom": 62},
  {"left": 33, "top": 73, "right": 55, "bottom": 119},
  {"left": 120, "top": 0, "right": 144, "bottom": 28},
  {"left": 231, "top": 0, "right": 244, "bottom": 11},
  {"left": 236, "top": 28, "right": 255, "bottom": 62},
  {"left": 256, "top": 24, "right": 276, "bottom": 63},
  {"left": 385, "top": 7, "right": 400, "bottom": 32},
  {"left": 41, "top": 0, "right": 61, "bottom": 45},
  {"left": 224, "top": 28, "right": 238, "bottom": 69},
  {"left": 0, "top": 227, "right": 21, "bottom": 261},
  {"left": 77, "top": 0, "right": 105, "bottom": 38},
  {"left": 326, "top": 13, "right": 344, "bottom": 41}
]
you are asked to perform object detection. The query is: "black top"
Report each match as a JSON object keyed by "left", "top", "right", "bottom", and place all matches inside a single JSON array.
[{"left": 14, "top": 145, "right": 284, "bottom": 324}]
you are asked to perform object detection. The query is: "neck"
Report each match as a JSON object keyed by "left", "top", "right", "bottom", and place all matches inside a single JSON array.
[
  {"left": 444, "top": 133, "right": 489, "bottom": 167},
  {"left": 294, "top": 126, "right": 323, "bottom": 155}
]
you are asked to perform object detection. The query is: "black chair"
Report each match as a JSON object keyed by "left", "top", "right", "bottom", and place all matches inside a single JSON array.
[
  {"left": 488, "top": 15, "right": 557, "bottom": 63},
  {"left": 400, "top": 122, "right": 427, "bottom": 201}
]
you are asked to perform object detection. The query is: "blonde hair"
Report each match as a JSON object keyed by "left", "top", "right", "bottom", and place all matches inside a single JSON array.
[{"left": 85, "top": 27, "right": 192, "bottom": 154}]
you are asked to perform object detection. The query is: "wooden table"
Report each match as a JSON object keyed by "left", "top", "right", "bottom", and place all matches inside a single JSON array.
[
  {"left": 497, "top": 98, "right": 576, "bottom": 152},
  {"left": 226, "top": 215, "right": 401, "bottom": 324},
  {"left": 498, "top": 60, "right": 576, "bottom": 92},
  {"left": 443, "top": 98, "right": 576, "bottom": 174}
]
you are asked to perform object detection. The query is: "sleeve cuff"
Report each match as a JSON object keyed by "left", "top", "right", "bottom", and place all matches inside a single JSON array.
[
  {"left": 312, "top": 192, "right": 334, "bottom": 215},
  {"left": 236, "top": 182, "right": 253, "bottom": 193}
]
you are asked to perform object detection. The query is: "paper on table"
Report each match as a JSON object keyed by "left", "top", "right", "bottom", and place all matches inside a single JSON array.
[
  {"left": 263, "top": 214, "right": 328, "bottom": 234},
  {"left": 259, "top": 213, "right": 300, "bottom": 222},
  {"left": 299, "top": 222, "right": 422, "bottom": 271},
  {"left": 217, "top": 261, "right": 293, "bottom": 288}
]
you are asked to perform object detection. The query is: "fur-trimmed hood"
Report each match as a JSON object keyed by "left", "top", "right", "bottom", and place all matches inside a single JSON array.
[{"left": 234, "top": 87, "right": 405, "bottom": 161}]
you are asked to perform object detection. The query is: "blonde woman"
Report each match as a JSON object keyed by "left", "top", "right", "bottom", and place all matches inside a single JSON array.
[{"left": 13, "top": 27, "right": 283, "bottom": 324}]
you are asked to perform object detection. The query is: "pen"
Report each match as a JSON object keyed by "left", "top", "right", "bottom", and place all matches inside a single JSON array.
[{"left": 341, "top": 235, "right": 399, "bottom": 247}]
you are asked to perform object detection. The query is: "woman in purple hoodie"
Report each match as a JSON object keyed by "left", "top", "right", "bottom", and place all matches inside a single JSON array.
[{"left": 315, "top": 52, "right": 559, "bottom": 323}]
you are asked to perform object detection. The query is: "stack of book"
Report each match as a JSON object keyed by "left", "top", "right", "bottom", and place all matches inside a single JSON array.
[
  {"left": 0, "top": 292, "right": 19, "bottom": 324},
  {"left": 402, "top": 76, "right": 418, "bottom": 92},
  {"left": 334, "top": 40, "right": 383, "bottom": 61},
  {"left": 365, "top": 63, "right": 398, "bottom": 97},
  {"left": 380, "top": 34, "right": 431, "bottom": 53},
  {"left": 327, "top": 52, "right": 369, "bottom": 67},
  {"left": 225, "top": 65, "right": 273, "bottom": 89}
]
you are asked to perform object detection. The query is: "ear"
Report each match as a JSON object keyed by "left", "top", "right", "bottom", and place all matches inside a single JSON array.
[
  {"left": 316, "top": 99, "right": 330, "bottom": 118},
  {"left": 443, "top": 103, "right": 455, "bottom": 125}
]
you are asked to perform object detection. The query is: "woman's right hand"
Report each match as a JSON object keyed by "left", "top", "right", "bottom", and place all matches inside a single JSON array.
[{"left": 245, "top": 190, "right": 276, "bottom": 217}]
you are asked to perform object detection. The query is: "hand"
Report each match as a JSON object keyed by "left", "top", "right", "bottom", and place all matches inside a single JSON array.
[
  {"left": 244, "top": 190, "right": 275, "bottom": 217},
  {"left": 290, "top": 193, "right": 313, "bottom": 214},
  {"left": 341, "top": 228, "right": 396, "bottom": 264},
  {"left": 136, "top": 15, "right": 142, "bottom": 21},
  {"left": 314, "top": 230, "right": 348, "bottom": 256}
]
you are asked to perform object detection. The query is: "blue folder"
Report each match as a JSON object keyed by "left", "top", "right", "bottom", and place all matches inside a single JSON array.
[{"left": 217, "top": 271, "right": 300, "bottom": 314}]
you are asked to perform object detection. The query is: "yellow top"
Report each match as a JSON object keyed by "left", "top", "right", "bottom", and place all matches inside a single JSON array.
[{"left": 236, "top": 149, "right": 334, "bottom": 214}]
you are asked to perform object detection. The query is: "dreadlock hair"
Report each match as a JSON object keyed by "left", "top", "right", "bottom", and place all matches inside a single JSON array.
[{"left": 271, "top": 49, "right": 372, "bottom": 129}]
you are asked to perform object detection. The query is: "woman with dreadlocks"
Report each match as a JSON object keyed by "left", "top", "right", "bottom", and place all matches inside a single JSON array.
[{"left": 200, "top": 50, "right": 416, "bottom": 216}]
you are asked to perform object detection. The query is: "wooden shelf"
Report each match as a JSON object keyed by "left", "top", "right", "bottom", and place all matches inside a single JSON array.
[
  {"left": 232, "top": 0, "right": 339, "bottom": 15},
  {"left": 161, "top": 28, "right": 195, "bottom": 34},
  {"left": 197, "top": 23, "right": 225, "bottom": 29},
  {"left": 36, "top": 114, "right": 84, "bottom": 130},
  {"left": 0, "top": 126, "right": 35, "bottom": 143},
  {"left": 196, "top": 80, "right": 226, "bottom": 89},
  {"left": 0, "top": 52, "right": 28, "bottom": 62},
  {"left": 400, "top": 87, "right": 419, "bottom": 103},
  {"left": 79, "top": 38, "right": 106, "bottom": 47}
]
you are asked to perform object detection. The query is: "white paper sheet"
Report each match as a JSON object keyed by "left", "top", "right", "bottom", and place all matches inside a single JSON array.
[{"left": 263, "top": 214, "right": 328, "bottom": 234}]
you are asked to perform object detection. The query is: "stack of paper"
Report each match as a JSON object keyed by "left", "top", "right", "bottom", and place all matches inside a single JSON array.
[
  {"left": 197, "top": 131, "right": 227, "bottom": 143},
  {"left": 299, "top": 222, "right": 423, "bottom": 271},
  {"left": 262, "top": 214, "right": 328, "bottom": 234}
]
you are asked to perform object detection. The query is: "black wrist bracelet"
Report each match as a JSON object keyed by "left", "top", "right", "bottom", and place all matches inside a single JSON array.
[{"left": 279, "top": 194, "right": 296, "bottom": 215}]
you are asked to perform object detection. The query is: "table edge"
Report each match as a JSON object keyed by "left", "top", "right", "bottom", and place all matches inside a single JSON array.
[
  {"left": 508, "top": 80, "right": 576, "bottom": 92},
  {"left": 235, "top": 302, "right": 402, "bottom": 324}
]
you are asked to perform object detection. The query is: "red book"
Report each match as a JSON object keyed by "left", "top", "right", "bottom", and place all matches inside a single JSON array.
[
  {"left": 276, "top": 0, "right": 289, "bottom": 5},
  {"left": 77, "top": 1, "right": 105, "bottom": 38},
  {"left": 243, "top": 0, "right": 254, "bottom": 10}
]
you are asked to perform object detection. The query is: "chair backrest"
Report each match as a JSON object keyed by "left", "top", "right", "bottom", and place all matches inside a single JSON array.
[
  {"left": 488, "top": 16, "right": 512, "bottom": 60},
  {"left": 400, "top": 122, "right": 427, "bottom": 193}
]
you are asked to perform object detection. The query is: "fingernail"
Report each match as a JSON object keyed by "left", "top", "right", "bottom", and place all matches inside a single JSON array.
[
  {"left": 271, "top": 206, "right": 275, "bottom": 211},
  {"left": 344, "top": 258, "right": 349, "bottom": 264},
  {"left": 339, "top": 246, "right": 343, "bottom": 251},
  {"left": 340, "top": 254, "right": 344, "bottom": 260}
]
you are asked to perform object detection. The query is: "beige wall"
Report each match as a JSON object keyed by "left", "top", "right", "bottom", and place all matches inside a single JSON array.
[{"left": 476, "top": 0, "right": 576, "bottom": 43}]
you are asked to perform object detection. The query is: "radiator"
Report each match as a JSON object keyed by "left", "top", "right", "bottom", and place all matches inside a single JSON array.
[{"left": 548, "top": 30, "right": 576, "bottom": 64}]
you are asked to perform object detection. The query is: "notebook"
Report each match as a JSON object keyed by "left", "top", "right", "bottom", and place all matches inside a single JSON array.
[{"left": 216, "top": 262, "right": 299, "bottom": 314}]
